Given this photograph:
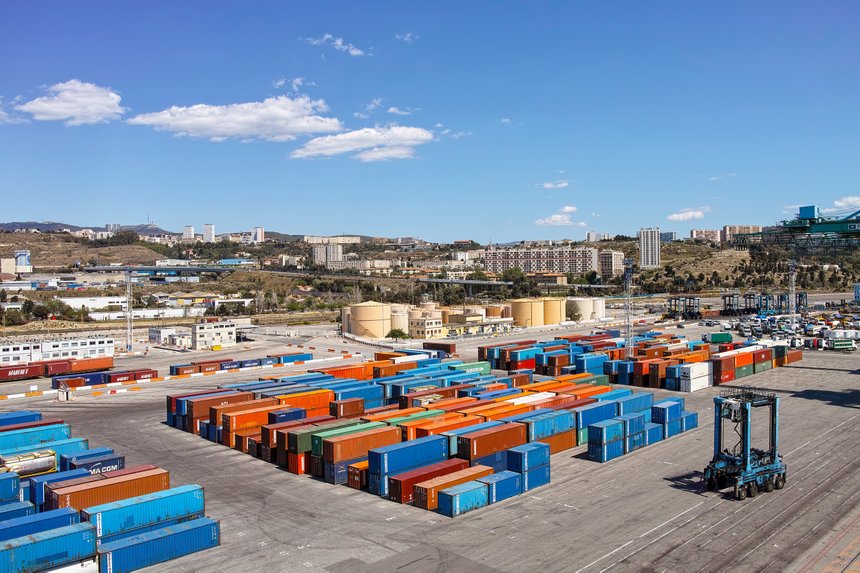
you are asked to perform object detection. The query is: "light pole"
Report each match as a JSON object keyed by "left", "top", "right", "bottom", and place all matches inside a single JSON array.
[{"left": 623, "top": 258, "right": 634, "bottom": 360}]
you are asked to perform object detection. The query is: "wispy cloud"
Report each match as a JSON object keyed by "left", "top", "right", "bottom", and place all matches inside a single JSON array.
[
  {"left": 273, "top": 77, "right": 313, "bottom": 92},
  {"left": 0, "top": 98, "right": 27, "bottom": 124},
  {"left": 305, "top": 33, "right": 367, "bottom": 57},
  {"left": 387, "top": 106, "right": 415, "bottom": 116},
  {"left": 353, "top": 97, "right": 383, "bottom": 119},
  {"left": 667, "top": 208, "right": 706, "bottom": 222},
  {"left": 291, "top": 125, "right": 433, "bottom": 162},
  {"left": 15, "top": 79, "right": 126, "bottom": 125},
  {"left": 500, "top": 117, "right": 512, "bottom": 125},
  {"left": 591, "top": 212, "right": 603, "bottom": 218},
  {"left": 535, "top": 205, "right": 585, "bottom": 226},
  {"left": 395, "top": 32, "right": 418, "bottom": 43},
  {"left": 542, "top": 180, "right": 569, "bottom": 189},
  {"left": 128, "top": 95, "right": 342, "bottom": 142},
  {"left": 708, "top": 172, "right": 737, "bottom": 181}
]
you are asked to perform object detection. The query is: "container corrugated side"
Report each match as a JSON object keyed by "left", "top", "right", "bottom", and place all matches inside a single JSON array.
[
  {"left": 0, "top": 507, "right": 80, "bottom": 542},
  {"left": 97, "top": 517, "right": 220, "bottom": 573},
  {"left": 81, "top": 484, "right": 204, "bottom": 538},
  {"left": 2, "top": 522, "right": 96, "bottom": 572},
  {"left": 437, "top": 481, "right": 489, "bottom": 517},
  {"left": 49, "top": 468, "right": 170, "bottom": 511}
]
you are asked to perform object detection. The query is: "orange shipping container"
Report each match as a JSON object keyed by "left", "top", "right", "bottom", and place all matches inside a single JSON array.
[
  {"left": 373, "top": 362, "right": 417, "bottom": 378},
  {"left": 480, "top": 403, "right": 534, "bottom": 421},
  {"left": 415, "top": 415, "right": 483, "bottom": 438},
  {"left": 222, "top": 404, "right": 296, "bottom": 446},
  {"left": 570, "top": 385, "right": 611, "bottom": 399},
  {"left": 49, "top": 468, "right": 169, "bottom": 511},
  {"left": 426, "top": 397, "right": 479, "bottom": 412},
  {"left": 457, "top": 402, "right": 508, "bottom": 417},
  {"left": 347, "top": 460, "right": 369, "bottom": 489},
  {"left": 413, "top": 465, "right": 493, "bottom": 510},
  {"left": 233, "top": 429, "right": 262, "bottom": 453},
  {"left": 209, "top": 398, "right": 279, "bottom": 425},
  {"left": 398, "top": 413, "right": 463, "bottom": 441},
  {"left": 374, "top": 352, "right": 405, "bottom": 361},
  {"left": 323, "top": 426, "right": 402, "bottom": 463},
  {"left": 540, "top": 428, "right": 576, "bottom": 452},
  {"left": 553, "top": 373, "right": 593, "bottom": 383},
  {"left": 277, "top": 389, "right": 336, "bottom": 412},
  {"left": 68, "top": 356, "right": 114, "bottom": 373},
  {"left": 734, "top": 352, "right": 754, "bottom": 368}
]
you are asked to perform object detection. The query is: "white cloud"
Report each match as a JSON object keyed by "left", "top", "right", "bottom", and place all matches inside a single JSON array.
[
  {"left": 387, "top": 106, "right": 413, "bottom": 116},
  {"left": 291, "top": 125, "right": 433, "bottom": 162},
  {"left": 15, "top": 79, "right": 126, "bottom": 125},
  {"left": 434, "top": 122, "right": 444, "bottom": 128},
  {"left": 273, "top": 77, "right": 311, "bottom": 92},
  {"left": 542, "top": 180, "right": 569, "bottom": 189},
  {"left": 500, "top": 117, "right": 512, "bottom": 125},
  {"left": 353, "top": 112, "right": 369, "bottom": 119},
  {"left": 366, "top": 97, "right": 382, "bottom": 112},
  {"left": 0, "top": 99, "right": 26, "bottom": 125},
  {"left": 591, "top": 212, "right": 603, "bottom": 218},
  {"left": 127, "top": 95, "right": 342, "bottom": 142},
  {"left": 667, "top": 209, "right": 705, "bottom": 222},
  {"left": 709, "top": 176, "right": 721, "bottom": 181},
  {"left": 709, "top": 172, "right": 737, "bottom": 181},
  {"left": 833, "top": 196, "right": 860, "bottom": 210},
  {"left": 448, "top": 131, "right": 471, "bottom": 139},
  {"left": 395, "top": 32, "right": 418, "bottom": 43},
  {"left": 305, "top": 33, "right": 366, "bottom": 56},
  {"left": 535, "top": 205, "right": 585, "bottom": 226}
]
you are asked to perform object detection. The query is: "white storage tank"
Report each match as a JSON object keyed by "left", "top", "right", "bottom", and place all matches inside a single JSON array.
[
  {"left": 569, "top": 297, "right": 594, "bottom": 321},
  {"left": 592, "top": 297, "right": 607, "bottom": 319}
]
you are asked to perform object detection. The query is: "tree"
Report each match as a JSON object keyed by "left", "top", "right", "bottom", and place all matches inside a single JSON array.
[
  {"left": 21, "top": 299, "right": 35, "bottom": 318},
  {"left": 0, "top": 289, "right": 6, "bottom": 303},
  {"left": 31, "top": 305, "right": 50, "bottom": 320},
  {"left": 386, "top": 328, "right": 409, "bottom": 339},
  {"left": 466, "top": 269, "right": 489, "bottom": 281}
]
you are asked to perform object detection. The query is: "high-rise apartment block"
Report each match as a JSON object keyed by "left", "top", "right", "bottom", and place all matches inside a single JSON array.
[
  {"left": 722, "top": 225, "right": 762, "bottom": 243},
  {"left": 313, "top": 244, "right": 344, "bottom": 266},
  {"left": 638, "top": 228, "right": 661, "bottom": 268},
  {"left": 203, "top": 224, "right": 216, "bottom": 243},
  {"left": 484, "top": 246, "right": 599, "bottom": 274},
  {"left": 182, "top": 225, "right": 195, "bottom": 241},
  {"left": 690, "top": 229, "right": 721, "bottom": 242}
]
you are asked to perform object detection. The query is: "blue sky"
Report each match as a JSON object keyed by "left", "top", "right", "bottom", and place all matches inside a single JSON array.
[{"left": 1, "top": 2, "right": 859, "bottom": 242}]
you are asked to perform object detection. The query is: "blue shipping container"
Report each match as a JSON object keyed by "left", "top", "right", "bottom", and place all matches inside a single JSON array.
[
  {"left": 18, "top": 479, "right": 29, "bottom": 503},
  {"left": 588, "top": 440, "right": 625, "bottom": 463},
  {"left": 82, "top": 484, "right": 205, "bottom": 538},
  {"left": 60, "top": 447, "right": 115, "bottom": 472},
  {"left": 594, "top": 389, "right": 633, "bottom": 402},
  {"left": 507, "top": 442, "right": 551, "bottom": 473},
  {"left": 654, "top": 397, "right": 685, "bottom": 411},
  {"left": 524, "top": 410, "right": 574, "bottom": 441},
  {"left": 588, "top": 420, "right": 624, "bottom": 444},
  {"left": 477, "top": 471, "right": 522, "bottom": 503},
  {"left": 497, "top": 408, "right": 554, "bottom": 424},
  {"left": 0, "top": 437, "right": 89, "bottom": 465},
  {"left": 0, "top": 500, "right": 35, "bottom": 520},
  {"left": 219, "top": 361, "right": 241, "bottom": 370},
  {"left": 624, "top": 432, "right": 646, "bottom": 454},
  {"left": 437, "top": 481, "right": 489, "bottom": 518},
  {"left": 71, "top": 454, "right": 126, "bottom": 475},
  {"left": 97, "top": 517, "right": 220, "bottom": 573},
  {"left": 324, "top": 456, "right": 367, "bottom": 485},
  {"left": 651, "top": 401, "right": 683, "bottom": 424},
  {"left": 280, "top": 353, "right": 313, "bottom": 363},
  {"left": 470, "top": 451, "right": 508, "bottom": 473},
  {"left": 576, "top": 401, "right": 619, "bottom": 429},
  {"left": 2, "top": 522, "right": 96, "bottom": 572},
  {"left": 0, "top": 473, "right": 19, "bottom": 502},
  {"left": 0, "top": 411, "right": 41, "bottom": 427},
  {"left": 522, "top": 465, "right": 551, "bottom": 491},
  {"left": 241, "top": 359, "right": 262, "bottom": 368},
  {"left": 0, "top": 507, "right": 80, "bottom": 542},
  {"left": 29, "top": 469, "right": 91, "bottom": 506},
  {"left": 616, "top": 393, "right": 654, "bottom": 415},
  {"left": 680, "top": 411, "right": 699, "bottom": 432},
  {"left": 368, "top": 435, "right": 449, "bottom": 476},
  {"left": 664, "top": 418, "right": 683, "bottom": 439},
  {"left": 0, "top": 424, "right": 71, "bottom": 451},
  {"left": 616, "top": 412, "right": 646, "bottom": 436},
  {"left": 260, "top": 357, "right": 278, "bottom": 366},
  {"left": 268, "top": 408, "right": 307, "bottom": 424},
  {"left": 645, "top": 422, "right": 663, "bottom": 445}
]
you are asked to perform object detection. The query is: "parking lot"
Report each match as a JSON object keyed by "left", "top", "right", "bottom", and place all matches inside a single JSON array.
[{"left": 0, "top": 323, "right": 858, "bottom": 572}]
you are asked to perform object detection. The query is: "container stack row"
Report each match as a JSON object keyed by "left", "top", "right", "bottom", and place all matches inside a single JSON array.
[
  {"left": 168, "top": 351, "right": 313, "bottom": 376},
  {"left": 0, "top": 410, "right": 219, "bottom": 573},
  {"left": 1, "top": 356, "right": 116, "bottom": 385}
]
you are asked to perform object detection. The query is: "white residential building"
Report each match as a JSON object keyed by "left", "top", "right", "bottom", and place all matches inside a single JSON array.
[
  {"left": 203, "top": 224, "right": 216, "bottom": 243},
  {"left": 638, "top": 228, "right": 661, "bottom": 268},
  {"left": 303, "top": 235, "right": 361, "bottom": 245},
  {"left": 586, "top": 232, "right": 612, "bottom": 242},
  {"left": 722, "top": 225, "right": 763, "bottom": 243},
  {"left": 0, "top": 336, "right": 115, "bottom": 365},
  {"left": 182, "top": 225, "right": 195, "bottom": 241},
  {"left": 252, "top": 227, "right": 265, "bottom": 244},
  {"left": 599, "top": 250, "right": 625, "bottom": 277},
  {"left": 690, "top": 229, "right": 722, "bottom": 243},
  {"left": 313, "top": 244, "right": 344, "bottom": 266},
  {"left": 484, "top": 246, "right": 599, "bottom": 274},
  {"left": 57, "top": 296, "right": 127, "bottom": 311}
]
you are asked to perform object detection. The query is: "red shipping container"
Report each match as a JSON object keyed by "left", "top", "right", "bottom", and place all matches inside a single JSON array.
[
  {"left": 387, "top": 458, "right": 470, "bottom": 504},
  {"left": 716, "top": 369, "right": 736, "bottom": 384},
  {"left": 510, "top": 358, "right": 536, "bottom": 371},
  {"left": 287, "top": 451, "right": 310, "bottom": 475},
  {"left": 0, "top": 418, "right": 65, "bottom": 433},
  {"left": 347, "top": 460, "right": 369, "bottom": 489},
  {"left": 544, "top": 397, "right": 597, "bottom": 411},
  {"left": 330, "top": 398, "right": 365, "bottom": 418},
  {"left": 0, "top": 364, "right": 45, "bottom": 382},
  {"left": 457, "top": 423, "right": 527, "bottom": 460},
  {"left": 171, "top": 365, "right": 199, "bottom": 375},
  {"left": 133, "top": 369, "right": 158, "bottom": 380}
]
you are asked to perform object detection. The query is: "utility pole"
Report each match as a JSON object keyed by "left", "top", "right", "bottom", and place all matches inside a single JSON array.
[
  {"left": 623, "top": 258, "right": 634, "bottom": 359},
  {"left": 788, "top": 259, "right": 797, "bottom": 334},
  {"left": 125, "top": 270, "right": 133, "bottom": 352}
]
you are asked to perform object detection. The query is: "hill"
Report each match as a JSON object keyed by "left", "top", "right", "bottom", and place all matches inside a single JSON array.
[{"left": 0, "top": 233, "right": 165, "bottom": 269}]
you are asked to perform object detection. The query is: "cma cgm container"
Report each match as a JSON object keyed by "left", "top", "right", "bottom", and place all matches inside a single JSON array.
[
  {"left": 60, "top": 447, "right": 115, "bottom": 472},
  {"left": 0, "top": 507, "right": 80, "bottom": 542},
  {"left": 97, "top": 517, "right": 220, "bottom": 573},
  {"left": 82, "top": 484, "right": 205, "bottom": 539},
  {"left": 2, "top": 522, "right": 97, "bottom": 572},
  {"left": 70, "top": 453, "right": 126, "bottom": 474}
]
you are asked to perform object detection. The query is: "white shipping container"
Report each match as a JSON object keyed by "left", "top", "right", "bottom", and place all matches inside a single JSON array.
[
  {"left": 680, "top": 375, "right": 712, "bottom": 393},
  {"left": 680, "top": 362, "right": 713, "bottom": 379},
  {"left": 505, "top": 392, "right": 556, "bottom": 406}
]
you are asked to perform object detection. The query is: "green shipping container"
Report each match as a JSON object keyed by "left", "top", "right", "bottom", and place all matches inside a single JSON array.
[
  {"left": 577, "top": 427, "right": 588, "bottom": 446},
  {"left": 450, "top": 362, "right": 492, "bottom": 376},
  {"left": 706, "top": 332, "right": 733, "bottom": 344},
  {"left": 384, "top": 409, "right": 445, "bottom": 426},
  {"left": 753, "top": 360, "right": 773, "bottom": 373},
  {"left": 734, "top": 365, "right": 754, "bottom": 379},
  {"left": 288, "top": 420, "right": 361, "bottom": 453},
  {"left": 773, "top": 345, "right": 788, "bottom": 358},
  {"left": 311, "top": 422, "right": 386, "bottom": 457},
  {"left": 831, "top": 340, "right": 854, "bottom": 350}
]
